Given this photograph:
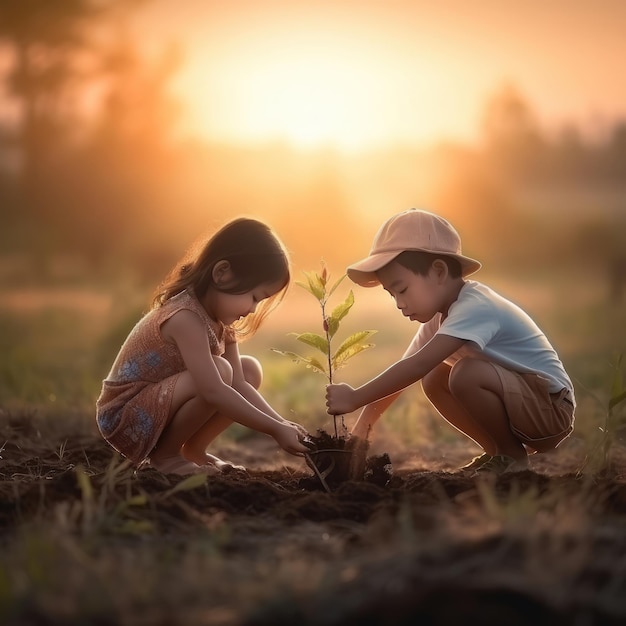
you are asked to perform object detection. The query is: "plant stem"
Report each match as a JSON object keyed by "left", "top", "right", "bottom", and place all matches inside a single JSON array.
[{"left": 321, "top": 299, "right": 338, "bottom": 437}]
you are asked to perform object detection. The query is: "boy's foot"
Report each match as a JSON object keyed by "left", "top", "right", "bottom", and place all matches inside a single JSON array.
[
  {"left": 458, "top": 452, "right": 492, "bottom": 472},
  {"left": 473, "top": 454, "right": 529, "bottom": 475}
]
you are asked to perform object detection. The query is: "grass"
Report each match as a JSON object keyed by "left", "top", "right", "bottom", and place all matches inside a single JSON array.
[{"left": 2, "top": 408, "right": 625, "bottom": 625}]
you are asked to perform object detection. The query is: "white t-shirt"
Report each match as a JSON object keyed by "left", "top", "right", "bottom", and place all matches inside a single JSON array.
[{"left": 409, "top": 280, "right": 575, "bottom": 404}]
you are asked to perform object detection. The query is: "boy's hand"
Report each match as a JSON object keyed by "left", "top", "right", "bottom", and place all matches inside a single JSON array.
[{"left": 325, "top": 383, "right": 357, "bottom": 415}]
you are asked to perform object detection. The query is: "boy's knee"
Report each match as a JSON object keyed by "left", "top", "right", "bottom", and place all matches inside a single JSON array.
[
  {"left": 449, "top": 358, "right": 494, "bottom": 395},
  {"left": 422, "top": 362, "right": 451, "bottom": 400},
  {"left": 241, "top": 355, "right": 263, "bottom": 389},
  {"left": 214, "top": 356, "right": 233, "bottom": 385}
]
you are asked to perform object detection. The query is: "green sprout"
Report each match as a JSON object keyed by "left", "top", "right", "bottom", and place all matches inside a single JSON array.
[
  {"left": 272, "top": 263, "right": 376, "bottom": 437},
  {"left": 578, "top": 353, "right": 626, "bottom": 476}
]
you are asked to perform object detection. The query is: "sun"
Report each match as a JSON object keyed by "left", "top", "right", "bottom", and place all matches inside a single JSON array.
[
  {"left": 231, "top": 52, "right": 377, "bottom": 149},
  {"left": 179, "top": 39, "right": 398, "bottom": 150},
  {"left": 174, "top": 19, "right": 467, "bottom": 150}
]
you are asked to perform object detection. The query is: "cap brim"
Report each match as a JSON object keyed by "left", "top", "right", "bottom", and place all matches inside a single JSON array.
[
  {"left": 346, "top": 251, "right": 405, "bottom": 287},
  {"left": 347, "top": 250, "right": 482, "bottom": 287}
]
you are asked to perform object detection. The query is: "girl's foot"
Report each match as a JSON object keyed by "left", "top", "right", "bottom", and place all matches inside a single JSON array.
[
  {"left": 183, "top": 451, "right": 247, "bottom": 474},
  {"left": 204, "top": 453, "right": 246, "bottom": 473},
  {"left": 149, "top": 456, "right": 204, "bottom": 476}
]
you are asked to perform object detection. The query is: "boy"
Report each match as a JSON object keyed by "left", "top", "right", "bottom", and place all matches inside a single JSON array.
[{"left": 325, "top": 209, "right": 575, "bottom": 473}]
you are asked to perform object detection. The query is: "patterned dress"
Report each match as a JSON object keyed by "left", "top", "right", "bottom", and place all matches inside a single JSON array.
[{"left": 95, "top": 290, "right": 235, "bottom": 465}]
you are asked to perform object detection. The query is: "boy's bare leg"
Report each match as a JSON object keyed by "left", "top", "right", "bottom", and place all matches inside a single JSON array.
[
  {"left": 447, "top": 358, "right": 527, "bottom": 461},
  {"left": 422, "top": 362, "right": 498, "bottom": 454},
  {"left": 423, "top": 359, "right": 528, "bottom": 461}
]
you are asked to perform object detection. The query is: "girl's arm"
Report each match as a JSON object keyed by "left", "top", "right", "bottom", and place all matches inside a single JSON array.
[
  {"left": 226, "top": 342, "right": 308, "bottom": 436},
  {"left": 326, "top": 333, "right": 465, "bottom": 416},
  {"left": 162, "top": 310, "right": 308, "bottom": 454}
]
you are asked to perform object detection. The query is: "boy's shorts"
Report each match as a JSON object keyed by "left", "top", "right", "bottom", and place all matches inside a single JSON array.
[{"left": 489, "top": 363, "right": 575, "bottom": 453}]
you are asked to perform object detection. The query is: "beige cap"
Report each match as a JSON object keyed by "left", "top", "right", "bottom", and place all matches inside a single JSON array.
[{"left": 347, "top": 209, "right": 482, "bottom": 287}]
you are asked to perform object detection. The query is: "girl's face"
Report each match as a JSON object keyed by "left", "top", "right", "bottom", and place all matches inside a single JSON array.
[
  {"left": 376, "top": 260, "right": 447, "bottom": 323},
  {"left": 207, "top": 279, "right": 285, "bottom": 325}
]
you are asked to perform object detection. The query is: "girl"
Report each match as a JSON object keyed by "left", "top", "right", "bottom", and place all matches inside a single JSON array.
[{"left": 96, "top": 217, "right": 309, "bottom": 475}]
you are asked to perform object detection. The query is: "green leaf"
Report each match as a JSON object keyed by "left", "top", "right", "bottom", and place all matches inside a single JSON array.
[
  {"left": 332, "top": 342, "right": 375, "bottom": 371},
  {"left": 163, "top": 473, "right": 207, "bottom": 498},
  {"left": 610, "top": 353, "right": 624, "bottom": 399},
  {"left": 271, "top": 350, "right": 327, "bottom": 375},
  {"left": 302, "top": 356, "right": 328, "bottom": 375},
  {"left": 296, "top": 271, "right": 326, "bottom": 301},
  {"left": 332, "top": 331, "right": 377, "bottom": 362},
  {"left": 75, "top": 466, "right": 93, "bottom": 502},
  {"left": 327, "top": 274, "right": 346, "bottom": 298},
  {"left": 609, "top": 389, "right": 626, "bottom": 412},
  {"left": 327, "top": 290, "right": 354, "bottom": 337},
  {"left": 114, "top": 494, "right": 149, "bottom": 516},
  {"left": 290, "top": 332, "right": 329, "bottom": 355}
]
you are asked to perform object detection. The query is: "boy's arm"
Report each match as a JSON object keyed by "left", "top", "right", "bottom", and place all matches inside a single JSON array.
[
  {"left": 351, "top": 391, "right": 403, "bottom": 440},
  {"left": 326, "top": 333, "right": 465, "bottom": 416},
  {"left": 350, "top": 335, "right": 424, "bottom": 439}
]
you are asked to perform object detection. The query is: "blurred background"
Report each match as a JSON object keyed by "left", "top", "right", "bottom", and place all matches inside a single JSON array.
[{"left": 0, "top": 0, "right": 624, "bottom": 456}]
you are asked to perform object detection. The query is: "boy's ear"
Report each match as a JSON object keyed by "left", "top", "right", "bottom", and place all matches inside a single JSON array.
[
  {"left": 212, "top": 260, "right": 234, "bottom": 286},
  {"left": 431, "top": 259, "right": 448, "bottom": 281}
]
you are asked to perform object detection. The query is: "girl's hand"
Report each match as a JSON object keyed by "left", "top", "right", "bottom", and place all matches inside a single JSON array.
[
  {"left": 285, "top": 420, "right": 309, "bottom": 438},
  {"left": 325, "top": 383, "right": 357, "bottom": 415},
  {"left": 272, "top": 422, "right": 310, "bottom": 456}
]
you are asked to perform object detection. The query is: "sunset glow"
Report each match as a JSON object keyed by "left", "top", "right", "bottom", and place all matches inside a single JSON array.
[
  {"left": 140, "top": 0, "right": 626, "bottom": 151},
  {"left": 194, "top": 49, "right": 375, "bottom": 148},
  {"left": 175, "top": 24, "right": 463, "bottom": 150}
]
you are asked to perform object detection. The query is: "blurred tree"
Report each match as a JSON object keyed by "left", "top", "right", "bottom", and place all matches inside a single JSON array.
[
  {"left": 63, "top": 31, "right": 185, "bottom": 269},
  {"left": 605, "top": 120, "right": 626, "bottom": 181},
  {"left": 0, "top": 0, "right": 191, "bottom": 273},
  {"left": 0, "top": 0, "right": 101, "bottom": 198},
  {"left": 0, "top": 1, "right": 152, "bottom": 225},
  {"left": 480, "top": 84, "right": 547, "bottom": 183}
]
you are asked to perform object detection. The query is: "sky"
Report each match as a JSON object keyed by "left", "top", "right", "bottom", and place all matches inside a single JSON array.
[{"left": 137, "top": 0, "right": 626, "bottom": 150}]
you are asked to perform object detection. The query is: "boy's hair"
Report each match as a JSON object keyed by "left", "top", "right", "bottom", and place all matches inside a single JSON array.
[
  {"left": 153, "top": 217, "right": 290, "bottom": 337},
  {"left": 395, "top": 250, "right": 462, "bottom": 279}
]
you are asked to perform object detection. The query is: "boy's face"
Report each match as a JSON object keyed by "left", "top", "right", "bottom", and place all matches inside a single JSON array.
[{"left": 377, "top": 260, "right": 445, "bottom": 323}]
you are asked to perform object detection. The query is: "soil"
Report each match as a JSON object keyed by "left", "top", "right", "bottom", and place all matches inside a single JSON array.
[
  {"left": 302, "top": 429, "right": 393, "bottom": 490},
  {"left": 2, "top": 413, "right": 626, "bottom": 625}
]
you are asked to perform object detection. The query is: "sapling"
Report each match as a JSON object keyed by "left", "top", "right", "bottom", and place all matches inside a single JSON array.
[
  {"left": 273, "top": 263, "right": 380, "bottom": 489},
  {"left": 272, "top": 263, "right": 376, "bottom": 437}
]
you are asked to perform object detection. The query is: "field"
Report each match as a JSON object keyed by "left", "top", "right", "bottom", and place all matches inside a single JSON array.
[{"left": 1, "top": 267, "right": 625, "bottom": 625}]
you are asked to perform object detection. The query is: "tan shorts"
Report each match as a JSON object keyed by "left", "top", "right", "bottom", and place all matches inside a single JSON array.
[{"left": 489, "top": 363, "right": 575, "bottom": 453}]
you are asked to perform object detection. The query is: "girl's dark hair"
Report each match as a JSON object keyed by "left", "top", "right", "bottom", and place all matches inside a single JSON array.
[
  {"left": 395, "top": 250, "right": 462, "bottom": 278},
  {"left": 152, "top": 218, "right": 290, "bottom": 337}
]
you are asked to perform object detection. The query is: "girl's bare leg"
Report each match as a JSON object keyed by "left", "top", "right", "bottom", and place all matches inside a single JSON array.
[
  {"left": 446, "top": 358, "right": 527, "bottom": 461},
  {"left": 152, "top": 355, "right": 264, "bottom": 471},
  {"left": 149, "top": 357, "right": 233, "bottom": 473}
]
